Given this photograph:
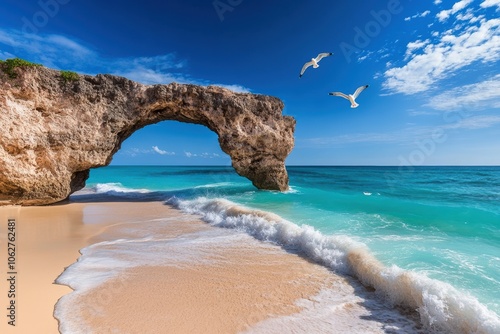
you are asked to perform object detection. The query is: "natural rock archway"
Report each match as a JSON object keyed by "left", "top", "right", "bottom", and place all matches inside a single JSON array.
[{"left": 0, "top": 66, "right": 295, "bottom": 205}]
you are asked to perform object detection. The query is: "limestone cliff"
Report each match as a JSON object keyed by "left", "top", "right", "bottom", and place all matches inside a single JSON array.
[{"left": 0, "top": 65, "right": 295, "bottom": 205}]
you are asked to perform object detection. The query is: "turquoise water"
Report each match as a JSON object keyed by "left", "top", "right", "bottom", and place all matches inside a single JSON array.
[{"left": 78, "top": 165, "right": 500, "bottom": 332}]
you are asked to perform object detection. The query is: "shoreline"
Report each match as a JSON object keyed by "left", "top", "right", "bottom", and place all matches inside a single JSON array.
[
  {"left": 0, "top": 200, "right": 425, "bottom": 333},
  {"left": 0, "top": 202, "right": 111, "bottom": 333},
  {"left": 0, "top": 201, "right": 197, "bottom": 333}
]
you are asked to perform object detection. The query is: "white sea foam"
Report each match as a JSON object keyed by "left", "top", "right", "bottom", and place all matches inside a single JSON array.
[
  {"left": 93, "top": 182, "right": 151, "bottom": 194},
  {"left": 70, "top": 183, "right": 161, "bottom": 202},
  {"left": 56, "top": 230, "right": 240, "bottom": 291},
  {"left": 362, "top": 191, "right": 381, "bottom": 196},
  {"left": 284, "top": 185, "right": 300, "bottom": 194},
  {"left": 54, "top": 217, "right": 253, "bottom": 333},
  {"left": 244, "top": 286, "right": 425, "bottom": 334},
  {"left": 193, "top": 182, "right": 235, "bottom": 189},
  {"left": 172, "top": 196, "right": 500, "bottom": 334}
]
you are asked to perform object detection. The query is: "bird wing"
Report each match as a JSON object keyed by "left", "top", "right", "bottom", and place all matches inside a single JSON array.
[
  {"left": 329, "top": 92, "right": 350, "bottom": 100},
  {"left": 299, "top": 61, "right": 314, "bottom": 77},
  {"left": 352, "top": 85, "right": 369, "bottom": 99},
  {"left": 316, "top": 52, "right": 333, "bottom": 62}
]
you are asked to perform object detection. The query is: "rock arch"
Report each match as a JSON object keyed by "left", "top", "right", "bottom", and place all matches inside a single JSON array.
[{"left": 0, "top": 66, "right": 295, "bottom": 205}]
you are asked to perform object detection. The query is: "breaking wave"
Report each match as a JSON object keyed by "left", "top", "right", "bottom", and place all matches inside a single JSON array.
[{"left": 171, "top": 196, "right": 500, "bottom": 334}]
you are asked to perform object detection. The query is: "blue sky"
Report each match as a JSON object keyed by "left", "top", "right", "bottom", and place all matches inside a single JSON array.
[{"left": 1, "top": 0, "right": 499, "bottom": 165}]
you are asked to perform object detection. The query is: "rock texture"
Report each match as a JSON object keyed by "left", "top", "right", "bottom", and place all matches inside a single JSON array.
[{"left": 0, "top": 66, "right": 295, "bottom": 206}]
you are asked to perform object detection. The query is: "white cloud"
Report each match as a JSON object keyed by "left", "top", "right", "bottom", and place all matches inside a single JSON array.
[
  {"left": 358, "top": 54, "right": 369, "bottom": 61},
  {"left": 119, "top": 146, "right": 177, "bottom": 157},
  {"left": 112, "top": 54, "right": 188, "bottom": 84},
  {"left": 304, "top": 114, "right": 500, "bottom": 148},
  {"left": 0, "top": 31, "right": 94, "bottom": 70},
  {"left": 405, "top": 39, "right": 430, "bottom": 60},
  {"left": 152, "top": 146, "right": 175, "bottom": 155},
  {"left": 0, "top": 29, "right": 182, "bottom": 78},
  {"left": 456, "top": 11, "right": 483, "bottom": 23},
  {"left": 213, "top": 84, "right": 251, "bottom": 93},
  {"left": 357, "top": 50, "right": 375, "bottom": 63},
  {"left": 0, "top": 50, "right": 14, "bottom": 59},
  {"left": 481, "top": 0, "right": 500, "bottom": 9},
  {"left": 201, "top": 152, "right": 220, "bottom": 158},
  {"left": 45, "top": 34, "right": 94, "bottom": 58},
  {"left": 437, "top": 0, "right": 474, "bottom": 22},
  {"left": 383, "top": 14, "right": 500, "bottom": 94},
  {"left": 434, "top": 0, "right": 443, "bottom": 4},
  {"left": 304, "top": 132, "right": 411, "bottom": 146},
  {"left": 0, "top": 28, "right": 251, "bottom": 91},
  {"left": 408, "top": 110, "right": 439, "bottom": 116},
  {"left": 303, "top": 127, "right": 454, "bottom": 148},
  {"left": 119, "top": 148, "right": 152, "bottom": 157},
  {"left": 0, "top": 30, "right": 20, "bottom": 48},
  {"left": 184, "top": 151, "right": 221, "bottom": 158},
  {"left": 444, "top": 115, "right": 500, "bottom": 129},
  {"left": 426, "top": 74, "right": 500, "bottom": 110},
  {"left": 405, "top": 10, "right": 431, "bottom": 21}
]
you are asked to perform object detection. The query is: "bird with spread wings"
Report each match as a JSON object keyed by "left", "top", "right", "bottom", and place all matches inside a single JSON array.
[
  {"left": 329, "top": 85, "right": 369, "bottom": 108},
  {"left": 299, "top": 52, "right": 333, "bottom": 78}
]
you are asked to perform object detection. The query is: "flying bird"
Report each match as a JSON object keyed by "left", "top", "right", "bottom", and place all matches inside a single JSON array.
[
  {"left": 299, "top": 52, "right": 333, "bottom": 78},
  {"left": 329, "top": 85, "right": 369, "bottom": 108}
]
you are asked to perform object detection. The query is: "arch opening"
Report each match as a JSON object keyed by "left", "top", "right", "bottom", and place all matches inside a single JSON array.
[{"left": 0, "top": 66, "right": 295, "bottom": 205}]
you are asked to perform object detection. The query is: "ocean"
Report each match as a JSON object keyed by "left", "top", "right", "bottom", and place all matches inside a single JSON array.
[{"left": 63, "top": 165, "right": 500, "bottom": 333}]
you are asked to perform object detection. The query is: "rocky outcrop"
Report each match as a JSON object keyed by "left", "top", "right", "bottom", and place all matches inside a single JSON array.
[{"left": 0, "top": 66, "right": 295, "bottom": 205}]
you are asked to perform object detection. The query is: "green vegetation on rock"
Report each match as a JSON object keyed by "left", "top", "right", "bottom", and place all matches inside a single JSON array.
[
  {"left": 0, "top": 58, "right": 41, "bottom": 78},
  {"left": 60, "top": 70, "right": 79, "bottom": 82}
]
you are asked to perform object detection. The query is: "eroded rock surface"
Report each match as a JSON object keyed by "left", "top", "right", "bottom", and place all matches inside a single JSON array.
[{"left": 0, "top": 66, "right": 295, "bottom": 205}]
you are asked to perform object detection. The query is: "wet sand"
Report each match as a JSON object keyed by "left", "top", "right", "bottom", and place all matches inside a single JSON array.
[
  {"left": 0, "top": 202, "right": 208, "bottom": 333},
  {"left": 0, "top": 200, "right": 424, "bottom": 334},
  {"left": 67, "top": 241, "right": 340, "bottom": 334},
  {"left": 0, "top": 201, "right": 340, "bottom": 334},
  {"left": 0, "top": 203, "right": 104, "bottom": 334}
]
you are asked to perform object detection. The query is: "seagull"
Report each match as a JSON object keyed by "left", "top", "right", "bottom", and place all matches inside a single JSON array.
[
  {"left": 329, "top": 85, "right": 369, "bottom": 108},
  {"left": 299, "top": 52, "right": 333, "bottom": 78}
]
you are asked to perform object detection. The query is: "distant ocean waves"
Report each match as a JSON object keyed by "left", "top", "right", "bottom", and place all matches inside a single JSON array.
[{"left": 73, "top": 182, "right": 169, "bottom": 202}]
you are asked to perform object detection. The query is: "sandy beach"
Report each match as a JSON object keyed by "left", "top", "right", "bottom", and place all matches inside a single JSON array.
[
  {"left": 0, "top": 201, "right": 341, "bottom": 334},
  {"left": 1, "top": 1, "right": 500, "bottom": 332},
  {"left": 0, "top": 201, "right": 155, "bottom": 334},
  {"left": 0, "top": 203, "right": 89, "bottom": 333},
  {"left": 0, "top": 201, "right": 176, "bottom": 333},
  {"left": 66, "top": 231, "right": 339, "bottom": 334},
  {"left": 0, "top": 199, "right": 427, "bottom": 334}
]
